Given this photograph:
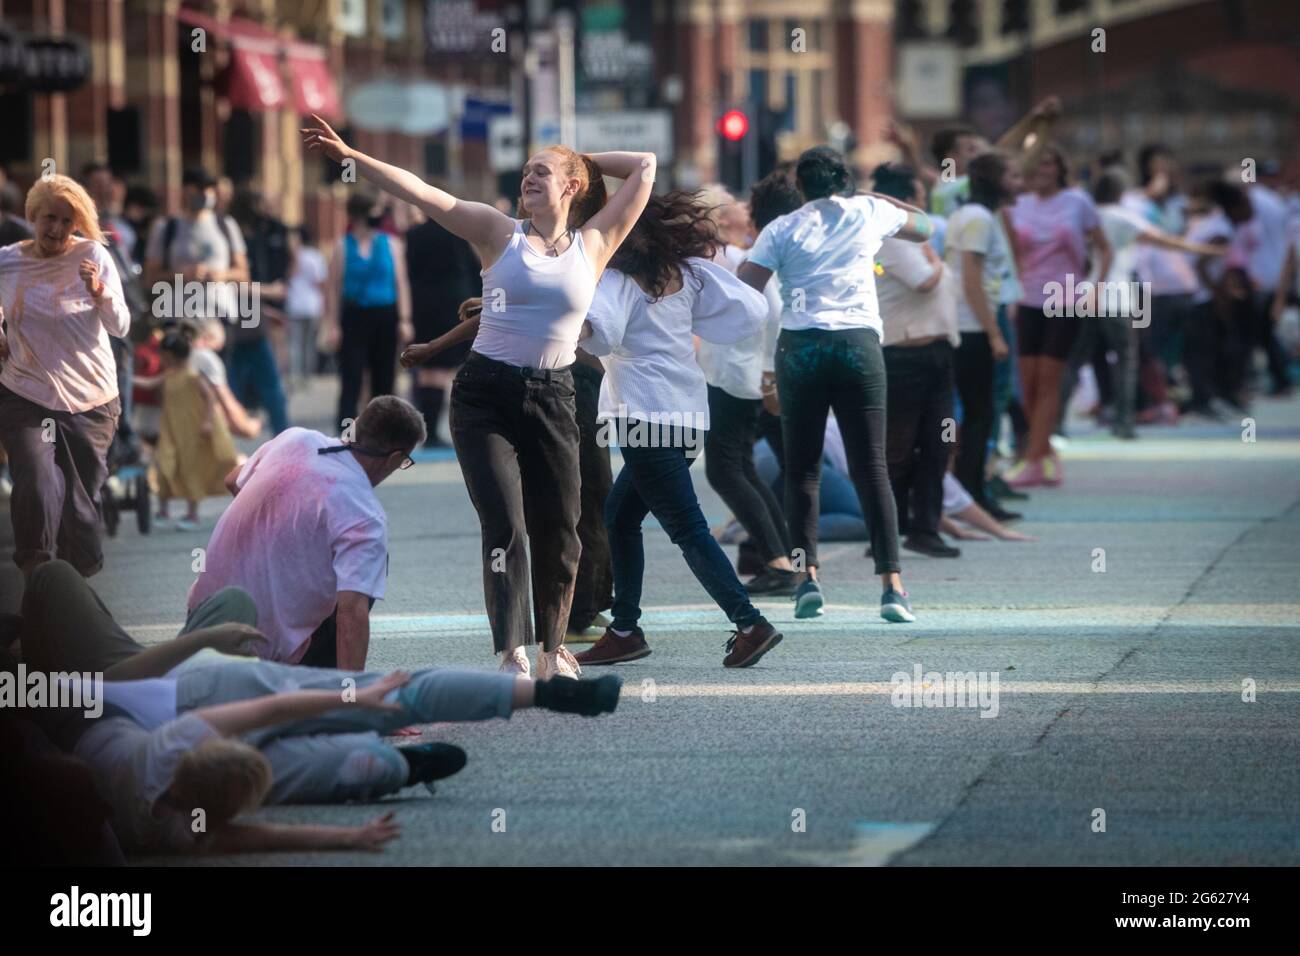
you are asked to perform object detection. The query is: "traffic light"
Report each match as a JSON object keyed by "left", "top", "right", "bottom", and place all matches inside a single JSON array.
[
  {"left": 718, "top": 109, "right": 749, "bottom": 142},
  {"left": 716, "top": 108, "right": 751, "bottom": 193}
]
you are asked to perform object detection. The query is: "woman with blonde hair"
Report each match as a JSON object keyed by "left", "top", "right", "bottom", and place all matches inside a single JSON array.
[
  {"left": 0, "top": 174, "right": 130, "bottom": 581},
  {"left": 305, "top": 114, "right": 654, "bottom": 678}
]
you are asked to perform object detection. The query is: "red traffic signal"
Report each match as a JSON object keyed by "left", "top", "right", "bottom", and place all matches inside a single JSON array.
[{"left": 718, "top": 109, "right": 749, "bottom": 141}]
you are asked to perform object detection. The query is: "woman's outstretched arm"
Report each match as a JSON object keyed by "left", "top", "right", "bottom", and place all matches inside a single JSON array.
[{"left": 303, "top": 115, "right": 513, "bottom": 254}]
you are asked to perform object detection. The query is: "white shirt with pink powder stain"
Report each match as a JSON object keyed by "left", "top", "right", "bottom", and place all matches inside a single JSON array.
[
  {"left": 0, "top": 238, "right": 131, "bottom": 412},
  {"left": 187, "top": 427, "right": 389, "bottom": 663}
]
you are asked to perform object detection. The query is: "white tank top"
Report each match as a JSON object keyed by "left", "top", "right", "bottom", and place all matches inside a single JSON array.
[{"left": 472, "top": 220, "right": 598, "bottom": 369}]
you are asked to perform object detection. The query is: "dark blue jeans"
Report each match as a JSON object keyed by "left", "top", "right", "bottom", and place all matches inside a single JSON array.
[
  {"left": 228, "top": 337, "right": 290, "bottom": 435},
  {"left": 606, "top": 421, "right": 762, "bottom": 633}
]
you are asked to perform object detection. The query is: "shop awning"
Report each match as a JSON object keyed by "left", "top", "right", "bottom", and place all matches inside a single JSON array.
[
  {"left": 286, "top": 42, "right": 340, "bottom": 119},
  {"left": 177, "top": 7, "right": 339, "bottom": 118}
]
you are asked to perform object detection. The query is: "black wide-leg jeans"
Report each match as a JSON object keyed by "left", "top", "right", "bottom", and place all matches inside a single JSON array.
[{"left": 449, "top": 352, "right": 582, "bottom": 654}]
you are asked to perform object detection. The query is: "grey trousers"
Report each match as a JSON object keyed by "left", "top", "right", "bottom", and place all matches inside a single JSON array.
[
  {"left": 0, "top": 385, "right": 121, "bottom": 576},
  {"left": 169, "top": 650, "right": 517, "bottom": 804}
]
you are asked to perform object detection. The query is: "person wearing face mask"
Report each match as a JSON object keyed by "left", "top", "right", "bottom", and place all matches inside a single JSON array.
[
  {"left": 143, "top": 168, "right": 251, "bottom": 358},
  {"left": 324, "top": 193, "right": 414, "bottom": 430},
  {"left": 0, "top": 175, "right": 131, "bottom": 583}
]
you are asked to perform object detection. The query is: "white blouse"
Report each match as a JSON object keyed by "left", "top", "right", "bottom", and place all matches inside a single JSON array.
[
  {"left": 695, "top": 244, "right": 783, "bottom": 400},
  {"left": 581, "top": 257, "right": 767, "bottom": 430}
]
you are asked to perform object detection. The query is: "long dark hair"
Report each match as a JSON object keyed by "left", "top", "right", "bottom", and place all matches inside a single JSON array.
[
  {"left": 967, "top": 151, "right": 1013, "bottom": 210},
  {"left": 608, "top": 190, "right": 720, "bottom": 300}
]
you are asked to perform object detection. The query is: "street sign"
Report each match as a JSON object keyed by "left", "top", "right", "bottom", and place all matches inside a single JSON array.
[
  {"left": 575, "top": 111, "right": 673, "bottom": 164},
  {"left": 897, "top": 42, "right": 960, "bottom": 119}
]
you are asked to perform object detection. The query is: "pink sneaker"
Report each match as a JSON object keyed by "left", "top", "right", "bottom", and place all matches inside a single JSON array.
[{"left": 1003, "top": 459, "right": 1044, "bottom": 489}]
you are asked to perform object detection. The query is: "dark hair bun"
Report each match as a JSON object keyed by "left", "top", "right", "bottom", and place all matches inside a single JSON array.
[{"left": 796, "top": 146, "right": 854, "bottom": 200}]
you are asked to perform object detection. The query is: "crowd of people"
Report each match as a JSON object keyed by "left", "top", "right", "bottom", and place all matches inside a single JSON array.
[{"left": 2, "top": 94, "right": 1298, "bottom": 862}]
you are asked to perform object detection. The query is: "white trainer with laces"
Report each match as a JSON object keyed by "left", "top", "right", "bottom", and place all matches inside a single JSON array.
[
  {"left": 537, "top": 645, "right": 581, "bottom": 679},
  {"left": 499, "top": 646, "right": 530, "bottom": 676}
]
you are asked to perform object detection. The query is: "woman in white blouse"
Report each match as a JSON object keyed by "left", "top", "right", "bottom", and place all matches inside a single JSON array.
[
  {"left": 573, "top": 192, "right": 784, "bottom": 670},
  {"left": 0, "top": 175, "right": 130, "bottom": 580}
]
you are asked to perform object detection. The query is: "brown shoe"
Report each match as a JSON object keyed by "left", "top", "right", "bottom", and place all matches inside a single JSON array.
[
  {"left": 722, "top": 619, "right": 783, "bottom": 668},
  {"left": 573, "top": 626, "right": 652, "bottom": 666}
]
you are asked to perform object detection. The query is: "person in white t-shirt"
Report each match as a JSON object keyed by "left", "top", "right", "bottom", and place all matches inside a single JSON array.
[
  {"left": 696, "top": 175, "right": 800, "bottom": 596},
  {"left": 71, "top": 672, "right": 409, "bottom": 854},
  {"left": 186, "top": 395, "right": 425, "bottom": 669},
  {"left": 944, "top": 151, "right": 1021, "bottom": 518},
  {"left": 739, "top": 146, "right": 934, "bottom": 624},
  {"left": 284, "top": 225, "right": 328, "bottom": 389},
  {"left": 871, "top": 162, "right": 963, "bottom": 559}
]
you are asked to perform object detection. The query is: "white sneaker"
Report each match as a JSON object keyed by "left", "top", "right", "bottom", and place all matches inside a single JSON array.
[
  {"left": 537, "top": 645, "right": 581, "bottom": 680},
  {"left": 499, "top": 646, "right": 530, "bottom": 676}
]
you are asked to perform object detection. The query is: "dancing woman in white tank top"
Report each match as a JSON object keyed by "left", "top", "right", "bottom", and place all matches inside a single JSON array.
[{"left": 303, "top": 115, "right": 654, "bottom": 677}]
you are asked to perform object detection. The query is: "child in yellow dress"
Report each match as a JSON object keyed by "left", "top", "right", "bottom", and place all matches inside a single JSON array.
[{"left": 152, "top": 330, "right": 239, "bottom": 531}]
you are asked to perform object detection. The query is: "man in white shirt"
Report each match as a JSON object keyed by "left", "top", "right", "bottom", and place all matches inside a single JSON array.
[{"left": 187, "top": 395, "right": 426, "bottom": 669}]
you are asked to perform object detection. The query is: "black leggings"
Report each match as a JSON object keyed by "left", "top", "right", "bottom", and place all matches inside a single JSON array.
[
  {"left": 704, "top": 385, "right": 791, "bottom": 565},
  {"left": 338, "top": 303, "right": 398, "bottom": 427},
  {"left": 775, "top": 327, "right": 899, "bottom": 576}
]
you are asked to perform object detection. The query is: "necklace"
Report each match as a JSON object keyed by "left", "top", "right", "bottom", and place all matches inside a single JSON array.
[{"left": 526, "top": 220, "right": 569, "bottom": 256}]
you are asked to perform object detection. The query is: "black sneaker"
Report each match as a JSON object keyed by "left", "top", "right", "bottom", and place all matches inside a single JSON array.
[
  {"left": 987, "top": 475, "right": 1029, "bottom": 501},
  {"left": 902, "top": 533, "right": 961, "bottom": 558},
  {"left": 399, "top": 742, "right": 468, "bottom": 794},
  {"left": 981, "top": 500, "right": 1022, "bottom": 523},
  {"left": 745, "top": 568, "right": 800, "bottom": 596},
  {"left": 535, "top": 674, "right": 624, "bottom": 716}
]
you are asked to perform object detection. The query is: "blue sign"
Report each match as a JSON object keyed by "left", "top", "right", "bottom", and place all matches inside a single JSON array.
[{"left": 460, "top": 97, "right": 511, "bottom": 140}]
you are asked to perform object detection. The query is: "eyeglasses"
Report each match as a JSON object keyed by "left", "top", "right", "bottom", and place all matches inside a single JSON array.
[{"left": 319, "top": 444, "right": 414, "bottom": 469}]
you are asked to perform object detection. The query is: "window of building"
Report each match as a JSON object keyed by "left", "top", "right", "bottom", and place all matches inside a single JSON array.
[
  {"left": 749, "top": 68, "right": 768, "bottom": 109},
  {"left": 811, "top": 69, "right": 824, "bottom": 136},
  {"left": 896, "top": 0, "right": 926, "bottom": 40},
  {"left": 221, "top": 109, "right": 257, "bottom": 184},
  {"left": 1002, "top": 0, "right": 1030, "bottom": 35},
  {"left": 748, "top": 19, "right": 768, "bottom": 52},
  {"left": 783, "top": 72, "right": 797, "bottom": 133},
  {"left": 1056, "top": 0, "right": 1088, "bottom": 13},
  {"left": 107, "top": 108, "right": 142, "bottom": 176},
  {"left": 947, "top": 0, "right": 979, "bottom": 45},
  {"left": 0, "top": 92, "right": 32, "bottom": 167}
]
